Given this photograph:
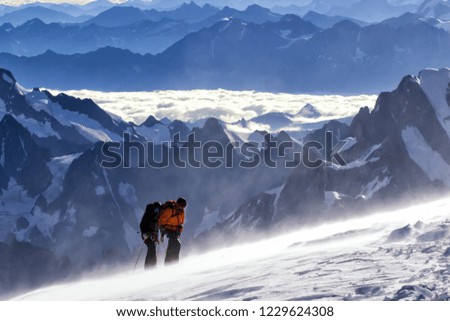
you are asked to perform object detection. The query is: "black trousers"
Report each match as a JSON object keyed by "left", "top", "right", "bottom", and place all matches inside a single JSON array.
[
  {"left": 144, "top": 241, "right": 157, "bottom": 269},
  {"left": 165, "top": 232, "right": 181, "bottom": 264}
]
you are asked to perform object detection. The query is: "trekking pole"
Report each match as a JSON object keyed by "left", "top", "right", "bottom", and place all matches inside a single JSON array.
[{"left": 133, "top": 241, "right": 145, "bottom": 273}]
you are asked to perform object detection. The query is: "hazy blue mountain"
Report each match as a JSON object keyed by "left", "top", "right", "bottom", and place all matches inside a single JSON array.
[
  {"left": 0, "top": 4, "right": 12, "bottom": 14},
  {"left": 302, "top": 11, "right": 368, "bottom": 29},
  {"left": 0, "top": 4, "right": 223, "bottom": 56},
  {"left": 8, "top": 3, "right": 96, "bottom": 17},
  {"left": 173, "top": 16, "right": 450, "bottom": 93},
  {"left": 273, "top": 0, "right": 373, "bottom": 17},
  {"left": 276, "top": 1, "right": 343, "bottom": 16},
  {"left": 118, "top": 0, "right": 156, "bottom": 10},
  {"left": 1, "top": 16, "right": 450, "bottom": 93},
  {"left": 0, "top": 18, "right": 192, "bottom": 55},
  {"left": 148, "top": 0, "right": 355, "bottom": 11},
  {"left": 380, "top": 12, "right": 429, "bottom": 27},
  {"left": 82, "top": 0, "right": 116, "bottom": 11},
  {"left": 418, "top": 0, "right": 450, "bottom": 20},
  {"left": 84, "top": 2, "right": 219, "bottom": 27},
  {"left": 389, "top": 0, "right": 424, "bottom": 4},
  {"left": 331, "top": 0, "right": 419, "bottom": 22},
  {"left": 148, "top": 0, "right": 236, "bottom": 10},
  {"left": 272, "top": 4, "right": 310, "bottom": 16},
  {"left": 148, "top": 1, "right": 220, "bottom": 23},
  {"left": 83, "top": 6, "right": 154, "bottom": 27},
  {"left": 0, "top": 15, "right": 319, "bottom": 90},
  {"left": 195, "top": 4, "right": 281, "bottom": 28},
  {"left": 0, "top": 47, "right": 151, "bottom": 91},
  {"left": 0, "top": 2, "right": 112, "bottom": 17},
  {"left": 273, "top": 0, "right": 420, "bottom": 22},
  {"left": 0, "top": 6, "right": 89, "bottom": 26}
]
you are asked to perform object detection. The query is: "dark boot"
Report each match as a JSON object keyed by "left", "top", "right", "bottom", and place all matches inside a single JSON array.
[
  {"left": 144, "top": 241, "right": 157, "bottom": 269},
  {"left": 165, "top": 232, "right": 181, "bottom": 264}
]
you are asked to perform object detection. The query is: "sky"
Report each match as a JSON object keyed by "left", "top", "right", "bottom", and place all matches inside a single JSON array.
[{"left": 0, "top": 0, "right": 126, "bottom": 6}]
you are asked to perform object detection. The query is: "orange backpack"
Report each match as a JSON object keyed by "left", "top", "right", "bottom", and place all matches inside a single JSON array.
[{"left": 158, "top": 200, "right": 185, "bottom": 233}]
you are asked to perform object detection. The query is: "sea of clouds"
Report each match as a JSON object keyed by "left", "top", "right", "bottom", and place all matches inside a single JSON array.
[{"left": 51, "top": 89, "right": 378, "bottom": 125}]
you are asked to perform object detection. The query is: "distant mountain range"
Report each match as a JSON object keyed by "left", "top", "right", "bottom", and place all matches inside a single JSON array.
[
  {"left": 0, "top": 3, "right": 289, "bottom": 56},
  {"left": 332, "top": 0, "right": 419, "bottom": 22},
  {"left": 0, "top": 6, "right": 91, "bottom": 26},
  {"left": 0, "top": 18, "right": 194, "bottom": 55},
  {"left": 302, "top": 11, "right": 368, "bottom": 29},
  {"left": 84, "top": 2, "right": 220, "bottom": 27},
  {"left": 1, "top": 13, "right": 450, "bottom": 93},
  {"left": 0, "top": 0, "right": 434, "bottom": 21},
  {"left": 0, "top": 1, "right": 448, "bottom": 58},
  {"left": 268, "top": 0, "right": 420, "bottom": 22},
  {"left": 149, "top": 0, "right": 422, "bottom": 12},
  {"left": 0, "top": 0, "right": 117, "bottom": 17}
]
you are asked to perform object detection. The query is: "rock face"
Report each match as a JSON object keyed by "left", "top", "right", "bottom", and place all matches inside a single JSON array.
[
  {"left": 277, "top": 164, "right": 326, "bottom": 224},
  {"left": 0, "top": 241, "right": 73, "bottom": 298},
  {"left": 221, "top": 192, "right": 277, "bottom": 231},
  {"left": 297, "top": 103, "right": 321, "bottom": 118},
  {"left": 212, "top": 68, "right": 450, "bottom": 233},
  {"left": 0, "top": 68, "right": 133, "bottom": 156},
  {"left": 0, "top": 115, "right": 52, "bottom": 197}
]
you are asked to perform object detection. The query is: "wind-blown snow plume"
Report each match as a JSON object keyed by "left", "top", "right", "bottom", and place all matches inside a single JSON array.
[{"left": 11, "top": 196, "right": 450, "bottom": 301}]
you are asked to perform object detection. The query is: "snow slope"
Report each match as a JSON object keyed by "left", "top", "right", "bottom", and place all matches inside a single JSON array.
[
  {"left": 419, "top": 68, "right": 450, "bottom": 140},
  {"left": 12, "top": 196, "right": 450, "bottom": 301},
  {"left": 402, "top": 126, "right": 450, "bottom": 186}
]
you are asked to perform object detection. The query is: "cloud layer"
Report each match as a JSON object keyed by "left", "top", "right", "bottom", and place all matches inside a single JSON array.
[{"left": 53, "top": 88, "right": 377, "bottom": 125}]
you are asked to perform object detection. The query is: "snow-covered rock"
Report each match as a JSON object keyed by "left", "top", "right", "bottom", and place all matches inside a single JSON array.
[{"left": 297, "top": 103, "right": 321, "bottom": 118}]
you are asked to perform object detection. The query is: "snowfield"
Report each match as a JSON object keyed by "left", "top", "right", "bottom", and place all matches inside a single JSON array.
[{"left": 12, "top": 196, "right": 450, "bottom": 301}]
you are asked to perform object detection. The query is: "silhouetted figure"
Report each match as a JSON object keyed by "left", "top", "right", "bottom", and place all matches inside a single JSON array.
[{"left": 139, "top": 202, "right": 162, "bottom": 268}]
